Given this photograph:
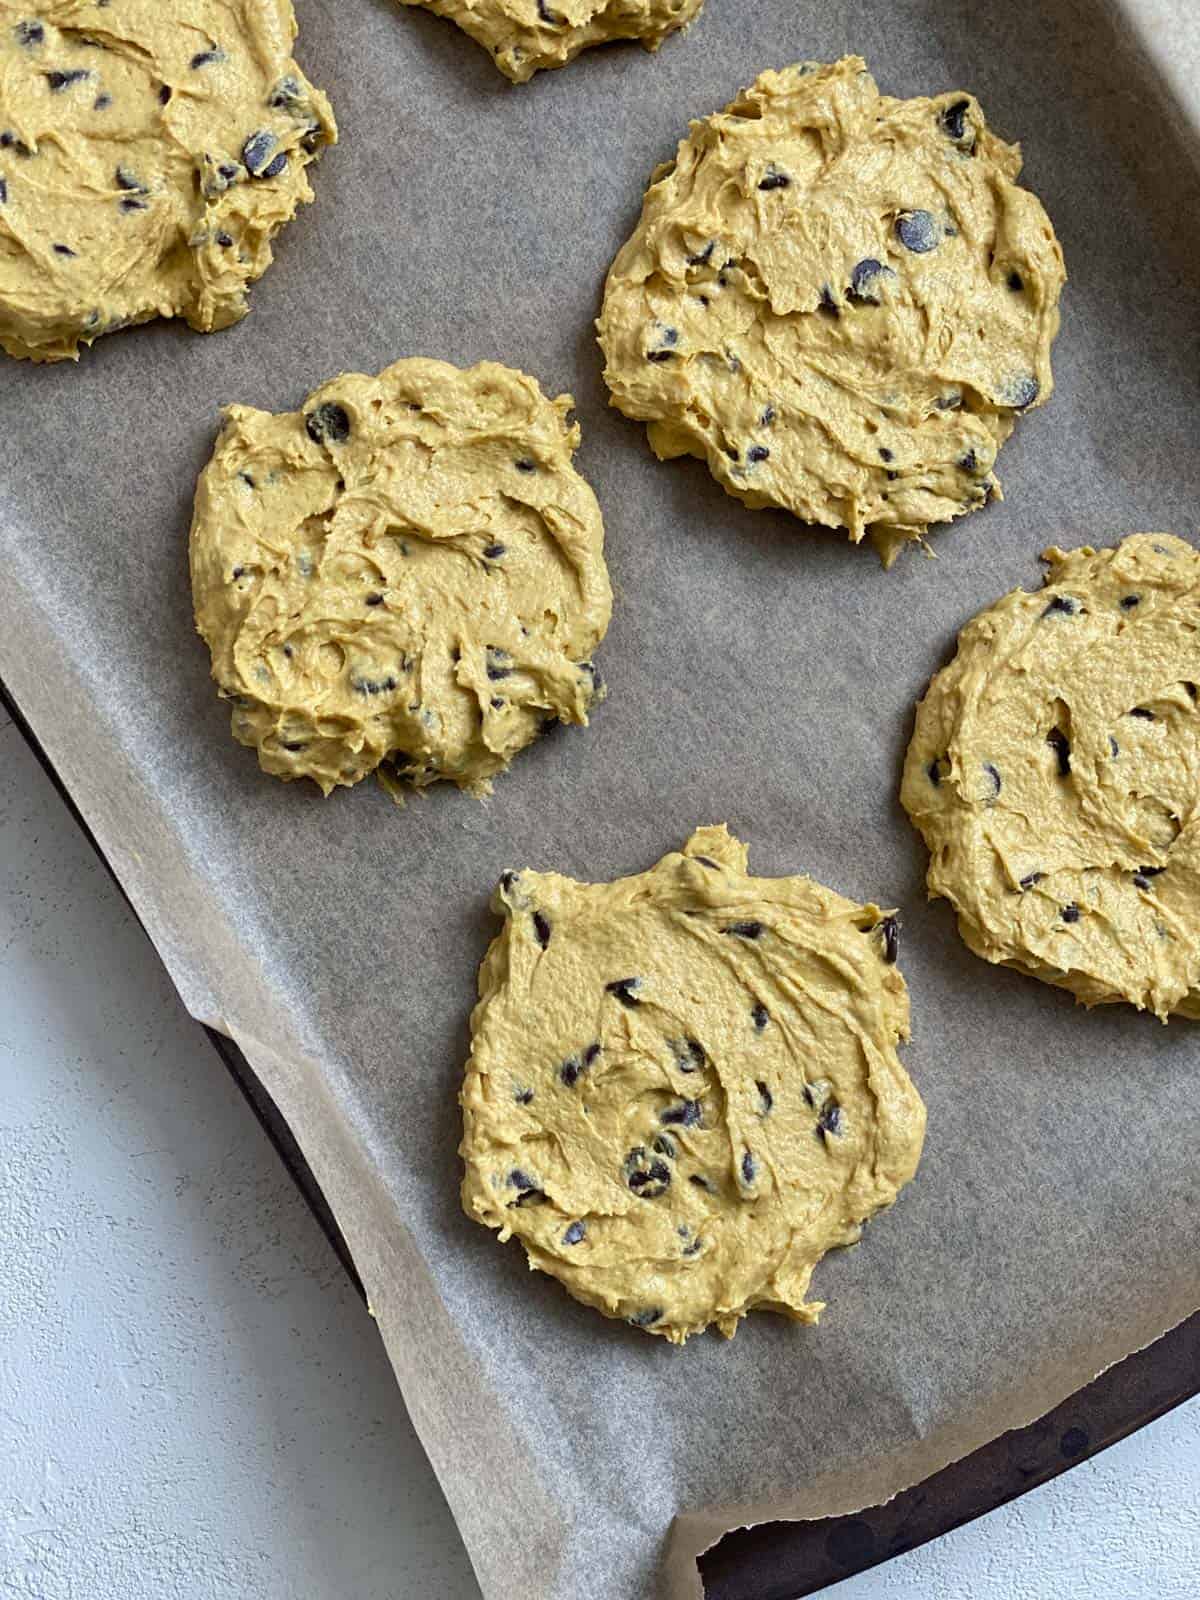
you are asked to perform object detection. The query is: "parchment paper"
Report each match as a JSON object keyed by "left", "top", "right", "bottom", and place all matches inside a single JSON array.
[{"left": 2, "top": 2, "right": 1199, "bottom": 1596}]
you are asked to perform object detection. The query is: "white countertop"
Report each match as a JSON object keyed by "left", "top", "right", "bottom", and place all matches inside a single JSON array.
[{"left": 2, "top": 709, "right": 1197, "bottom": 1600}]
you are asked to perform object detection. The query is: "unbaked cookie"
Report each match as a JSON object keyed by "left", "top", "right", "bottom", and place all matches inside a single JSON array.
[
  {"left": 397, "top": 0, "right": 703, "bottom": 84},
  {"left": 0, "top": 1, "right": 335, "bottom": 363},
  {"left": 190, "top": 358, "right": 612, "bottom": 797},
  {"left": 902, "top": 535, "right": 1200, "bottom": 1020},
  {"left": 597, "top": 57, "right": 1066, "bottom": 565},
  {"left": 460, "top": 825, "right": 925, "bottom": 1342}
]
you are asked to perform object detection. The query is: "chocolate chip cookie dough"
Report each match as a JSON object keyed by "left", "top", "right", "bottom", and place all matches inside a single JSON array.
[
  {"left": 597, "top": 57, "right": 1066, "bottom": 565},
  {"left": 190, "top": 358, "right": 612, "bottom": 797},
  {"left": 0, "top": 1, "right": 335, "bottom": 363},
  {"left": 397, "top": 0, "right": 703, "bottom": 85},
  {"left": 903, "top": 536, "right": 1200, "bottom": 1021},
  {"left": 460, "top": 826, "right": 926, "bottom": 1342}
]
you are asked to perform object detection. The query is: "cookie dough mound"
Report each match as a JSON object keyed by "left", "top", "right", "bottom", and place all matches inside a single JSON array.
[
  {"left": 0, "top": 2, "right": 335, "bottom": 363},
  {"left": 190, "top": 358, "right": 612, "bottom": 797},
  {"left": 903, "top": 535, "right": 1200, "bottom": 1020},
  {"left": 398, "top": 0, "right": 703, "bottom": 84},
  {"left": 460, "top": 825, "right": 925, "bottom": 1343},
  {"left": 597, "top": 57, "right": 1066, "bottom": 565}
]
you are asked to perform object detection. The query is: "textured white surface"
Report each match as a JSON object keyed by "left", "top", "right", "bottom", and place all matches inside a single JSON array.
[{"left": 1, "top": 707, "right": 1197, "bottom": 1600}]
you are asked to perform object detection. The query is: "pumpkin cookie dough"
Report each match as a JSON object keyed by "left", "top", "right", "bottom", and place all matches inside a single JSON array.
[
  {"left": 597, "top": 57, "right": 1066, "bottom": 565},
  {"left": 397, "top": 0, "right": 703, "bottom": 85},
  {"left": 460, "top": 826, "right": 926, "bottom": 1343},
  {"left": 903, "top": 535, "right": 1200, "bottom": 1021},
  {"left": 0, "top": 1, "right": 335, "bottom": 363},
  {"left": 190, "top": 358, "right": 612, "bottom": 797}
]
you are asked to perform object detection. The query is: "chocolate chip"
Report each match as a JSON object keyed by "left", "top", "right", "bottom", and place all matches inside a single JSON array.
[
  {"left": 1007, "top": 270, "right": 1025, "bottom": 291},
  {"left": 190, "top": 48, "right": 224, "bottom": 68},
  {"left": 1129, "top": 707, "right": 1155, "bottom": 720},
  {"left": 878, "top": 447, "right": 895, "bottom": 463},
  {"left": 687, "top": 240, "right": 715, "bottom": 267},
  {"left": 560, "top": 1056, "right": 581, "bottom": 1088},
  {"left": 751, "top": 1002, "right": 769, "bottom": 1031},
  {"left": 629, "top": 1307, "right": 663, "bottom": 1327},
  {"left": 1133, "top": 866, "right": 1164, "bottom": 891},
  {"left": 14, "top": 21, "right": 45, "bottom": 46},
  {"left": 1041, "top": 595, "right": 1079, "bottom": 618},
  {"left": 606, "top": 977, "right": 642, "bottom": 1008},
  {"left": 563, "top": 1220, "right": 586, "bottom": 1245},
  {"left": 760, "top": 405, "right": 776, "bottom": 426},
  {"left": 158, "top": 85, "right": 172, "bottom": 105},
  {"left": 940, "top": 99, "right": 972, "bottom": 143},
  {"left": 242, "top": 130, "right": 279, "bottom": 177},
  {"left": 758, "top": 166, "right": 790, "bottom": 191},
  {"left": 533, "top": 911, "right": 551, "bottom": 949},
  {"left": 514, "top": 458, "right": 536, "bottom": 473},
  {"left": 817, "top": 1102, "right": 842, "bottom": 1138},
  {"left": 958, "top": 450, "right": 979, "bottom": 474},
  {"left": 52, "top": 242, "right": 76, "bottom": 256},
  {"left": 365, "top": 593, "right": 383, "bottom": 606},
  {"left": 490, "top": 697, "right": 505, "bottom": 710},
  {"left": 483, "top": 543, "right": 506, "bottom": 559},
  {"left": 231, "top": 565, "right": 245, "bottom": 579},
  {"left": 94, "top": 93, "right": 111, "bottom": 110},
  {"left": 305, "top": 402, "right": 350, "bottom": 445},
  {"left": 498, "top": 870, "right": 518, "bottom": 894},
  {"left": 1019, "top": 872, "right": 1045, "bottom": 890},
  {"left": 0, "top": 178, "right": 6, "bottom": 205},
  {"left": 1109, "top": 736, "right": 1120, "bottom": 757},
  {"left": 216, "top": 231, "right": 234, "bottom": 247},
  {"left": 1120, "top": 594, "right": 1141, "bottom": 610},
  {"left": 724, "top": 921, "right": 763, "bottom": 939},
  {"left": 1061, "top": 903, "right": 1081, "bottom": 924},
  {"left": 818, "top": 285, "right": 840, "bottom": 317},
  {"left": 878, "top": 915, "right": 899, "bottom": 964},
  {"left": 747, "top": 445, "right": 770, "bottom": 464},
  {"left": 895, "top": 210, "right": 940, "bottom": 253},
  {"left": 486, "top": 647, "right": 513, "bottom": 681},
  {"left": 508, "top": 1169, "right": 546, "bottom": 1205},
  {"left": 653, "top": 1134, "right": 676, "bottom": 1159},
  {"left": 119, "top": 196, "right": 147, "bottom": 213},
  {"left": 740, "top": 1151, "right": 757, "bottom": 1184},
  {"left": 1047, "top": 728, "right": 1071, "bottom": 776},
  {"left": 1003, "top": 374, "right": 1040, "bottom": 409},
  {"left": 689, "top": 1174, "right": 713, "bottom": 1191},
  {"left": 661, "top": 1099, "right": 702, "bottom": 1128},
  {"left": 983, "top": 761, "right": 1002, "bottom": 798},
  {"left": 646, "top": 348, "right": 674, "bottom": 363},
  {"left": 756, "top": 1081, "right": 773, "bottom": 1115},
  {"left": 625, "top": 1147, "right": 671, "bottom": 1199},
  {"left": 672, "top": 1037, "right": 706, "bottom": 1072},
  {"left": 260, "top": 150, "right": 288, "bottom": 179},
  {"left": 848, "top": 258, "right": 895, "bottom": 304},
  {"left": 45, "top": 69, "right": 91, "bottom": 91},
  {"left": 515, "top": 1087, "right": 534, "bottom": 1105}
]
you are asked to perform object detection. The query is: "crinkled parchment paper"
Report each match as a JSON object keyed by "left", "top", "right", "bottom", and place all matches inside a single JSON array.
[{"left": 1, "top": 2, "right": 1198, "bottom": 1595}]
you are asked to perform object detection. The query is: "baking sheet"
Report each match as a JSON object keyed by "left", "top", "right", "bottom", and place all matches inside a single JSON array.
[{"left": 2, "top": 2, "right": 1199, "bottom": 1597}]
